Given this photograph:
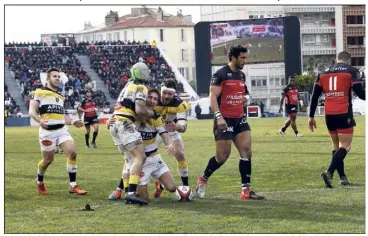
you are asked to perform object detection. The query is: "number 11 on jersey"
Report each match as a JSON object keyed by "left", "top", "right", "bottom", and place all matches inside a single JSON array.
[{"left": 329, "top": 76, "right": 337, "bottom": 91}]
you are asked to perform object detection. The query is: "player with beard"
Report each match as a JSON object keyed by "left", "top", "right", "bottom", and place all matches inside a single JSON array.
[
  {"left": 78, "top": 90, "right": 99, "bottom": 148},
  {"left": 152, "top": 79, "right": 191, "bottom": 198},
  {"left": 196, "top": 45, "right": 264, "bottom": 200},
  {"left": 29, "top": 68, "right": 87, "bottom": 195}
]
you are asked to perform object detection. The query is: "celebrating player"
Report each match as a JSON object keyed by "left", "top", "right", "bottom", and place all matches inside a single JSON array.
[
  {"left": 29, "top": 68, "right": 87, "bottom": 195},
  {"left": 78, "top": 90, "right": 99, "bottom": 148},
  {"left": 196, "top": 45, "right": 263, "bottom": 200},
  {"left": 278, "top": 76, "right": 304, "bottom": 137},
  {"left": 108, "top": 89, "right": 178, "bottom": 202},
  {"left": 153, "top": 79, "right": 191, "bottom": 196},
  {"left": 308, "top": 51, "right": 365, "bottom": 188},
  {"left": 108, "top": 62, "right": 154, "bottom": 205}
]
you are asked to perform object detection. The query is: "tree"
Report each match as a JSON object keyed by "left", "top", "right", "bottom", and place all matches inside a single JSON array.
[{"left": 294, "top": 73, "right": 315, "bottom": 94}]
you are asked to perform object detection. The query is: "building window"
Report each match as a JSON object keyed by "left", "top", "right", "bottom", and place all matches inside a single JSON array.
[
  {"left": 303, "top": 14, "right": 314, "bottom": 23},
  {"left": 269, "top": 77, "right": 274, "bottom": 86},
  {"left": 321, "top": 14, "right": 329, "bottom": 21},
  {"left": 347, "top": 15, "right": 364, "bottom": 24},
  {"left": 107, "top": 33, "right": 111, "bottom": 41},
  {"left": 181, "top": 49, "right": 188, "bottom": 61},
  {"left": 260, "top": 15, "right": 264, "bottom": 18},
  {"left": 160, "top": 29, "right": 164, "bottom": 42},
  {"left": 251, "top": 80, "right": 256, "bottom": 87},
  {"left": 351, "top": 57, "right": 365, "bottom": 66},
  {"left": 271, "top": 98, "right": 280, "bottom": 106},
  {"left": 275, "top": 78, "right": 280, "bottom": 86},
  {"left": 304, "top": 35, "right": 315, "bottom": 44},
  {"left": 321, "top": 34, "right": 329, "bottom": 42},
  {"left": 181, "top": 29, "right": 186, "bottom": 42},
  {"left": 124, "top": 31, "right": 127, "bottom": 41},
  {"left": 249, "top": 15, "right": 254, "bottom": 19},
  {"left": 91, "top": 35, "right": 95, "bottom": 43},
  {"left": 262, "top": 79, "right": 267, "bottom": 86},
  {"left": 256, "top": 80, "right": 262, "bottom": 86},
  {"left": 281, "top": 78, "right": 285, "bottom": 85},
  {"left": 347, "top": 36, "right": 364, "bottom": 46}
]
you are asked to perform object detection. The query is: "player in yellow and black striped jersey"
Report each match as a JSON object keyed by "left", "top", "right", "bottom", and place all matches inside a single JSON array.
[
  {"left": 108, "top": 88, "right": 179, "bottom": 202},
  {"left": 29, "top": 68, "right": 87, "bottom": 196},
  {"left": 152, "top": 79, "right": 191, "bottom": 194},
  {"left": 109, "top": 62, "right": 155, "bottom": 205}
]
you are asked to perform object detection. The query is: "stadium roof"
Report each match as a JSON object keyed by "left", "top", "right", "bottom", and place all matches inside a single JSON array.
[{"left": 76, "top": 7, "right": 194, "bottom": 34}]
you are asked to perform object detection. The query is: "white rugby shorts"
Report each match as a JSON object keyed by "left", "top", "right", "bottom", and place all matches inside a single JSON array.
[
  {"left": 39, "top": 125, "right": 73, "bottom": 152},
  {"left": 110, "top": 120, "right": 143, "bottom": 152}
]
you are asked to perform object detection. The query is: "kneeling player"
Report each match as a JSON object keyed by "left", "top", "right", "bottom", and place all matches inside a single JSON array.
[
  {"left": 108, "top": 89, "right": 176, "bottom": 202},
  {"left": 308, "top": 51, "right": 365, "bottom": 188}
]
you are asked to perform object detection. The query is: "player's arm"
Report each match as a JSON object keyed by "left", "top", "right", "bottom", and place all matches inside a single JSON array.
[
  {"left": 77, "top": 100, "right": 88, "bottom": 113},
  {"left": 134, "top": 86, "right": 154, "bottom": 118},
  {"left": 352, "top": 70, "right": 366, "bottom": 100},
  {"left": 297, "top": 92, "right": 304, "bottom": 108},
  {"left": 29, "top": 98, "right": 41, "bottom": 123},
  {"left": 156, "top": 116, "right": 175, "bottom": 155},
  {"left": 279, "top": 88, "right": 286, "bottom": 112},
  {"left": 308, "top": 74, "right": 323, "bottom": 118},
  {"left": 209, "top": 72, "right": 222, "bottom": 118},
  {"left": 175, "top": 112, "right": 188, "bottom": 133}
]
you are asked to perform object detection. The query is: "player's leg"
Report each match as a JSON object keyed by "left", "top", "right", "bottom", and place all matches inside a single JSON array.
[
  {"left": 152, "top": 155, "right": 177, "bottom": 198},
  {"left": 173, "top": 136, "right": 189, "bottom": 186},
  {"left": 328, "top": 133, "right": 340, "bottom": 180},
  {"left": 60, "top": 138, "right": 87, "bottom": 195},
  {"left": 335, "top": 128, "right": 354, "bottom": 185},
  {"left": 84, "top": 120, "right": 91, "bottom": 148},
  {"left": 137, "top": 185, "right": 149, "bottom": 202},
  {"left": 233, "top": 119, "right": 263, "bottom": 200},
  {"left": 90, "top": 117, "right": 99, "bottom": 148},
  {"left": 278, "top": 107, "right": 291, "bottom": 136},
  {"left": 196, "top": 121, "right": 233, "bottom": 198},
  {"left": 37, "top": 131, "right": 58, "bottom": 194},
  {"left": 290, "top": 113, "right": 302, "bottom": 137}
]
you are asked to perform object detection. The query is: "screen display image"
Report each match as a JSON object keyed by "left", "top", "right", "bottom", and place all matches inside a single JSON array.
[{"left": 210, "top": 18, "right": 284, "bottom": 65}]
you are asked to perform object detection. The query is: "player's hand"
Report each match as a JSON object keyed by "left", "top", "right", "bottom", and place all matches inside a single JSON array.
[
  {"left": 40, "top": 120, "right": 48, "bottom": 129},
  {"left": 243, "top": 96, "right": 248, "bottom": 105},
  {"left": 73, "top": 120, "right": 84, "bottom": 128},
  {"left": 216, "top": 117, "right": 227, "bottom": 131},
  {"left": 165, "top": 144, "right": 175, "bottom": 156},
  {"left": 308, "top": 118, "right": 317, "bottom": 132},
  {"left": 107, "top": 116, "right": 116, "bottom": 126},
  {"left": 164, "top": 122, "right": 176, "bottom": 132},
  {"left": 279, "top": 108, "right": 283, "bottom": 113}
]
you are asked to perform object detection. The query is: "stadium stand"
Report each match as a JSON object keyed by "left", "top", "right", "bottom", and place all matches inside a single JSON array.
[{"left": 4, "top": 41, "right": 186, "bottom": 111}]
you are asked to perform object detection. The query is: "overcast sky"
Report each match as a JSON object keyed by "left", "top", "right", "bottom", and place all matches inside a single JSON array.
[{"left": 5, "top": 5, "right": 201, "bottom": 43}]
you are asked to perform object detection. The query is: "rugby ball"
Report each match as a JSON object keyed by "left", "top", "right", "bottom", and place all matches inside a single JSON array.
[{"left": 174, "top": 185, "right": 195, "bottom": 201}]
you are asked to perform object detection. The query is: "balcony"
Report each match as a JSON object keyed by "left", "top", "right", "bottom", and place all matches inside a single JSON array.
[
  {"left": 302, "top": 47, "right": 336, "bottom": 55},
  {"left": 301, "top": 25, "right": 336, "bottom": 34},
  {"left": 284, "top": 6, "right": 335, "bottom": 13}
]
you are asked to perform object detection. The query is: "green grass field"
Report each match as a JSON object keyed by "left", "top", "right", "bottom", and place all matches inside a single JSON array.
[
  {"left": 212, "top": 37, "right": 284, "bottom": 65},
  {"left": 4, "top": 117, "right": 365, "bottom": 234}
]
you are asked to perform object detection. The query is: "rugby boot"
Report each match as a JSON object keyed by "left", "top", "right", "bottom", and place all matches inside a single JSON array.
[
  {"left": 69, "top": 185, "right": 88, "bottom": 195},
  {"left": 36, "top": 180, "right": 48, "bottom": 195},
  {"left": 240, "top": 187, "right": 264, "bottom": 200},
  {"left": 153, "top": 180, "right": 164, "bottom": 198},
  {"left": 91, "top": 142, "right": 97, "bottom": 148},
  {"left": 321, "top": 171, "right": 333, "bottom": 188},
  {"left": 340, "top": 176, "right": 351, "bottom": 186},
  {"left": 278, "top": 130, "right": 286, "bottom": 137},
  {"left": 196, "top": 174, "right": 207, "bottom": 199},
  {"left": 124, "top": 192, "right": 148, "bottom": 205},
  {"left": 108, "top": 189, "right": 123, "bottom": 200}
]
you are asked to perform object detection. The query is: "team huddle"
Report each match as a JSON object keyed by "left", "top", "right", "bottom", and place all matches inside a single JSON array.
[{"left": 29, "top": 45, "right": 365, "bottom": 205}]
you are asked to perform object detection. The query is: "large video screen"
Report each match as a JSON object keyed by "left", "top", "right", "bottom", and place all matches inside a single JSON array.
[{"left": 210, "top": 18, "right": 284, "bottom": 65}]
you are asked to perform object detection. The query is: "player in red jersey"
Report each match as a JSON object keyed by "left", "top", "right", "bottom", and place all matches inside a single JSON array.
[
  {"left": 308, "top": 51, "right": 365, "bottom": 188},
  {"left": 78, "top": 90, "right": 99, "bottom": 148},
  {"left": 278, "top": 76, "right": 304, "bottom": 137},
  {"left": 196, "top": 45, "right": 263, "bottom": 200}
]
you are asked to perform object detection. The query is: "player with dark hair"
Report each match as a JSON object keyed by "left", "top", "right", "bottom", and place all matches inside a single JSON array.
[
  {"left": 29, "top": 68, "right": 87, "bottom": 195},
  {"left": 153, "top": 78, "right": 191, "bottom": 197},
  {"left": 78, "top": 90, "right": 99, "bottom": 148},
  {"left": 308, "top": 51, "right": 365, "bottom": 188},
  {"left": 278, "top": 76, "right": 304, "bottom": 137},
  {"left": 196, "top": 45, "right": 263, "bottom": 200}
]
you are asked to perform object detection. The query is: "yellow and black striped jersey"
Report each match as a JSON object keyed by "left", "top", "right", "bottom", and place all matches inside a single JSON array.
[
  {"left": 114, "top": 81, "right": 149, "bottom": 122},
  {"left": 136, "top": 111, "right": 166, "bottom": 157},
  {"left": 154, "top": 96, "right": 191, "bottom": 122},
  {"left": 32, "top": 87, "right": 65, "bottom": 128}
]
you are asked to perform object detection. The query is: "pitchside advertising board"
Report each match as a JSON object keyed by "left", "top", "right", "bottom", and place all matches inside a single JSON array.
[
  {"left": 195, "top": 16, "right": 302, "bottom": 96},
  {"left": 40, "top": 33, "right": 76, "bottom": 46}
]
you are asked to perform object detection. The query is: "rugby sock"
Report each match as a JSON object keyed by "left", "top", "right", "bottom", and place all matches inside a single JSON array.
[
  {"left": 85, "top": 133, "right": 90, "bottom": 146},
  {"left": 203, "top": 156, "right": 223, "bottom": 180},
  {"left": 116, "top": 178, "right": 124, "bottom": 191},
  {"left": 159, "top": 183, "right": 165, "bottom": 190},
  {"left": 37, "top": 160, "right": 48, "bottom": 182},
  {"left": 92, "top": 131, "right": 98, "bottom": 143},
  {"left": 327, "top": 148, "right": 347, "bottom": 175},
  {"left": 330, "top": 150, "right": 337, "bottom": 176},
  {"left": 177, "top": 160, "right": 189, "bottom": 186},
  {"left": 66, "top": 159, "right": 77, "bottom": 187},
  {"left": 123, "top": 179, "right": 129, "bottom": 193},
  {"left": 127, "top": 175, "right": 139, "bottom": 193},
  {"left": 281, "top": 127, "right": 287, "bottom": 132},
  {"left": 294, "top": 130, "right": 299, "bottom": 135},
  {"left": 335, "top": 150, "right": 347, "bottom": 178},
  {"left": 239, "top": 158, "right": 251, "bottom": 188}
]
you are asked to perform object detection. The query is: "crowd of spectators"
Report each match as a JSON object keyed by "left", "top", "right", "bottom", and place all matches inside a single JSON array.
[
  {"left": 5, "top": 40, "right": 185, "bottom": 110},
  {"left": 4, "top": 84, "right": 22, "bottom": 117}
]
